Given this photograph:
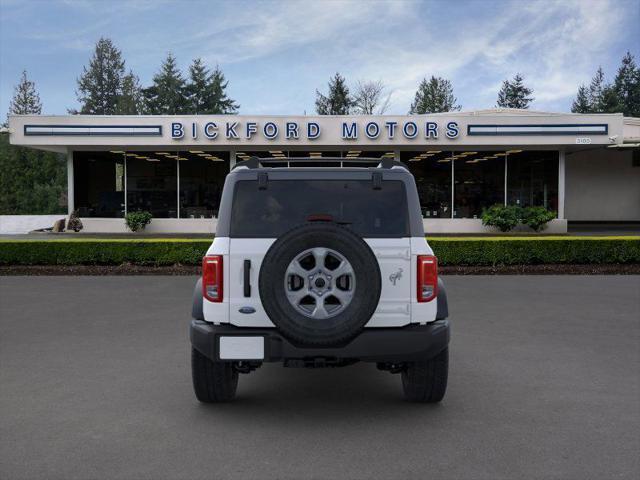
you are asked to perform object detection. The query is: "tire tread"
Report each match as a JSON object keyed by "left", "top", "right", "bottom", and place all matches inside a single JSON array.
[
  {"left": 401, "top": 347, "right": 448, "bottom": 403},
  {"left": 191, "top": 348, "right": 238, "bottom": 403}
]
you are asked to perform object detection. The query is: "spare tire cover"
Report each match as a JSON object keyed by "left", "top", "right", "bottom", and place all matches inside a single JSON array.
[{"left": 259, "top": 223, "right": 381, "bottom": 347}]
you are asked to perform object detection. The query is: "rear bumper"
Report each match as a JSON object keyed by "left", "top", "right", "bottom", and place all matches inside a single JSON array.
[{"left": 190, "top": 320, "right": 450, "bottom": 363}]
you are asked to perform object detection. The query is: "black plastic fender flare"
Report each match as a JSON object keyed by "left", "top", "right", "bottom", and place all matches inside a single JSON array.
[
  {"left": 192, "top": 277, "right": 204, "bottom": 320},
  {"left": 436, "top": 277, "right": 448, "bottom": 320}
]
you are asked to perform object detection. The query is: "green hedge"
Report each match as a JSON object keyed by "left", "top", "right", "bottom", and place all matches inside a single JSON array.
[
  {"left": 0, "top": 237, "right": 638, "bottom": 266},
  {"left": 0, "top": 239, "right": 211, "bottom": 266},
  {"left": 429, "top": 237, "right": 640, "bottom": 266}
]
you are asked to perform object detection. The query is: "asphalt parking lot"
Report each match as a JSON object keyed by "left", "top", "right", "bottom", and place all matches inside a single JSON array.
[{"left": 1, "top": 275, "right": 638, "bottom": 480}]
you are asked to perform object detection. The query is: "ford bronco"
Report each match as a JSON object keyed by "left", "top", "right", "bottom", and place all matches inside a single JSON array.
[{"left": 190, "top": 157, "right": 450, "bottom": 402}]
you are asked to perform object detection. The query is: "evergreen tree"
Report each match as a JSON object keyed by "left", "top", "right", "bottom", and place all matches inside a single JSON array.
[
  {"left": 143, "top": 53, "right": 188, "bottom": 114},
  {"left": 571, "top": 67, "right": 609, "bottom": 113},
  {"left": 9, "top": 70, "right": 42, "bottom": 116},
  {"left": 185, "top": 59, "right": 239, "bottom": 114},
  {"left": 613, "top": 51, "right": 640, "bottom": 117},
  {"left": 0, "top": 135, "right": 67, "bottom": 215},
  {"left": 207, "top": 65, "right": 239, "bottom": 114},
  {"left": 572, "top": 56, "right": 640, "bottom": 115},
  {"left": 75, "top": 37, "right": 126, "bottom": 114},
  {"left": 186, "top": 58, "right": 209, "bottom": 114},
  {"left": 116, "top": 71, "right": 144, "bottom": 115},
  {"left": 409, "top": 76, "right": 460, "bottom": 114},
  {"left": 315, "top": 73, "right": 353, "bottom": 115},
  {"left": 496, "top": 73, "right": 534, "bottom": 109},
  {"left": 587, "top": 66, "right": 607, "bottom": 112},
  {"left": 578, "top": 66, "right": 622, "bottom": 113},
  {"left": 571, "top": 85, "right": 591, "bottom": 113},
  {"left": 600, "top": 84, "right": 623, "bottom": 113},
  {"left": 1, "top": 72, "right": 66, "bottom": 214}
]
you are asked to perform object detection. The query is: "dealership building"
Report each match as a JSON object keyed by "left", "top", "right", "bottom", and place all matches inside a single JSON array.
[{"left": 7, "top": 109, "right": 640, "bottom": 233}]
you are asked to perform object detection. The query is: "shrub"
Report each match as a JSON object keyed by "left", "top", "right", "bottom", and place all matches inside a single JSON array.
[
  {"left": 481, "top": 205, "right": 520, "bottom": 232},
  {"left": 521, "top": 206, "right": 556, "bottom": 232},
  {"left": 66, "top": 210, "right": 83, "bottom": 232},
  {"left": 482, "top": 205, "right": 557, "bottom": 232},
  {"left": 125, "top": 211, "right": 153, "bottom": 232}
]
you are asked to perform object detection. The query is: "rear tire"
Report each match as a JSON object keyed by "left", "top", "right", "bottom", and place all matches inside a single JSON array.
[
  {"left": 401, "top": 347, "right": 448, "bottom": 403},
  {"left": 191, "top": 348, "right": 238, "bottom": 403}
]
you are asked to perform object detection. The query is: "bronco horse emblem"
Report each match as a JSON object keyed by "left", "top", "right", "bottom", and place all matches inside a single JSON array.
[{"left": 389, "top": 268, "right": 403, "bottom": 286}]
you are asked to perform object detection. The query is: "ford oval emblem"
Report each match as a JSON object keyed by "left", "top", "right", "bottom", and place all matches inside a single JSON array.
[{"left": 239, "top": 306, "right": 256, "bottom": 314}]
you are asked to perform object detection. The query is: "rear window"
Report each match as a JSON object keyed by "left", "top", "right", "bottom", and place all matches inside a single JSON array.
[{"left": 230, "top": 179, "right": 409, "bottom": 237}]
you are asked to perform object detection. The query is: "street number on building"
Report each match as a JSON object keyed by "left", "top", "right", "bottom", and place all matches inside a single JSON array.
[{"left": 576, "top": 137, "right": 592, "bottom": 144}]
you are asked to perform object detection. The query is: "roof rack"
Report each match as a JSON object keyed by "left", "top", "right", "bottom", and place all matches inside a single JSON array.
[{"left": 233, "top": 156, "right": 406, "bottom": 170}]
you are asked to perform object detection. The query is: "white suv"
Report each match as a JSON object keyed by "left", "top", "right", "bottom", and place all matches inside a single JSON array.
[{"left": 190, "top": 157, "right": 450, "bottom": 403}]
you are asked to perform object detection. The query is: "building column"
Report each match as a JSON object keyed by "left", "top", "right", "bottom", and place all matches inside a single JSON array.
[
  {"left": 123, "top": 155, "right": 127, "bottom": 216},
  {"left": 229, "top": 150, "right": 236, "bottom": 171},
  {"left": 394, "top": 149, "right": 401, "bottom": 162},
  {"left": 558, "top": 149, "right": 566, "bottom": 219},
  {"left": 504, "top": 154, "right": 508, "bottom": 206},
  {"left": 176, "top": 158, "right": 180, "bottom": 219},
  {"left": 66, "top": 149, "right": 74, "bottom": 216},
  {"left": 451, "top": 154, "right": 455, "bottom": 219}
]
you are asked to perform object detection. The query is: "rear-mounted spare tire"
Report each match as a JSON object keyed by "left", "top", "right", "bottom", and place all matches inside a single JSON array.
[{"left": 259, "top": 223, "right": 381, "bottom": 347}]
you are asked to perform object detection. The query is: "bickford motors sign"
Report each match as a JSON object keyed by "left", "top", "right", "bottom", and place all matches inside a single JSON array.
[
  {"left": 13, "top": 114, "right": 616, "bottom": 148},
  {"left": 171, "top": 119, "right": 461, "bottom": 141}
]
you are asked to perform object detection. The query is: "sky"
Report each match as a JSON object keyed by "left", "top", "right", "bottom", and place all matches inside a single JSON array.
[{"left": 0, "top": 0, "right": 638, "bottom": 117}]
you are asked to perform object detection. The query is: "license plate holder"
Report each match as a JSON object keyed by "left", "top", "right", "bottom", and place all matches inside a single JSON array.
[{"left": 218, "top": 336, "right": 265, "bottom": 360}]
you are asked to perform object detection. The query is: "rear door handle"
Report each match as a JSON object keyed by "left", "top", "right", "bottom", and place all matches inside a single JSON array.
[{"left": 243, "top": 260, "right": 251, "bottom": 297}]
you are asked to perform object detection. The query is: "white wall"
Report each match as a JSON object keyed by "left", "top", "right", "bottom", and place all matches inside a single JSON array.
[
  {"left": 565, "top": 149, "right": 640, "bottom": 221},
  {"left": 81, "top": 218, "right": 216, "bottom": 234},
  {"left": 0, "top": 215, "right": 66, "bottom": 234}
]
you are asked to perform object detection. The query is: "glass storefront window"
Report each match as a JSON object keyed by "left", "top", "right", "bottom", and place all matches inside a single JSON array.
[
  {"left": 507, "top": 150, "right": 558, "bottom": 212},
  {"left": 72, "top": 149, "right": 560, "bottom": 222},
  {"left": 179, "top": 153, "right": 228, "bottom": 218},
  {"left": 126, "top": 153, "right": 177, "bottom": 218},
  {"left": 403, "top": 151, "right": 452, "bottom": 218},
  {"left": 73, "top": 151, "right": 125, "bottom": 217},
  {"left": 453, "top": 151, "right": 505, "bottom": 218}
]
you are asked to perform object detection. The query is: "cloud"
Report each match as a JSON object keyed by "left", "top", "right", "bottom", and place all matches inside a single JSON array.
[
  {"left": 478, "top": 0, "right": 627, "bottom": 106},
  {"left": 306, "top": 0, "right": 633, "bottom": 112},
  {"left": 194, "top": 0, "right": 412, "bottom": 64},
  {"left": 1, "top": 0, "right": 637, "bottom": 115}
]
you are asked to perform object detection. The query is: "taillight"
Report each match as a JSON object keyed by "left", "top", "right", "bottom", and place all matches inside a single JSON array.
[
  {"left": 202, "top": 255, "right": 223, "bottom": 302},
  {"left": 417, "top": 255, "right": 438, "bottom": 302}
]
